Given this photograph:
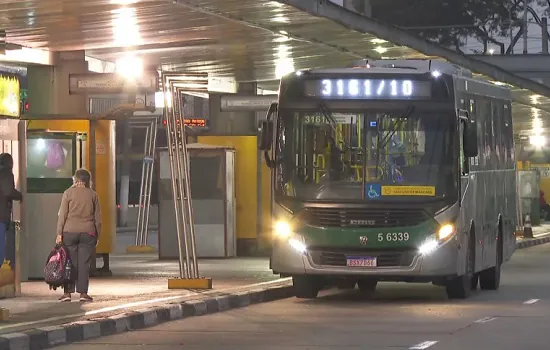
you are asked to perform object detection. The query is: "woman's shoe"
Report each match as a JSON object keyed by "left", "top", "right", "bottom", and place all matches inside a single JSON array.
[
  {"left": 79, "top": 293, "right": 93, "bottom": 302},
  {"left": 59, "top": 294, "right": 71, "bottom": 302}
]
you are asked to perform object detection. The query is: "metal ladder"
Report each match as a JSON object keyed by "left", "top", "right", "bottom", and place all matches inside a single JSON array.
[
  {"left": 133, "top": 116, "right": 159, "bottom": 248},
  {"left": 162, "top": 73, "right": 200, "bottom": 280}
]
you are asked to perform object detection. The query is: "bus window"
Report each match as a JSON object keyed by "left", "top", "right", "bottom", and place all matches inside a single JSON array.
[
  {"left": 277, "top": 111, "right": 365, "bottom": 199},
  {"left": 460, "top": 121, "right": 468, "bottom": 176},
  {"left": 493, "top": 101, "right": 504, "bottom": 170}
]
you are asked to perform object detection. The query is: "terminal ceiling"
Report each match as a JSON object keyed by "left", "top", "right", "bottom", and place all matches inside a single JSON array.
[{"left": 1, "top": 0, "right": 549, "bottom": 136}]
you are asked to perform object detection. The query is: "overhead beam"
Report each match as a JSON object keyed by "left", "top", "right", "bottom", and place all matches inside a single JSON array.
[
  {"left": 220, "top": 95, "right": 277, "bottom": 112},
  {"left": 278, "top": 0, "right": 550, "bottom": 98},
  {"left": 467, "top": 54, "right": 550, "bottom": 74},
  {"left": 21, "top": 104, "right": 157, "bottom": 120}
]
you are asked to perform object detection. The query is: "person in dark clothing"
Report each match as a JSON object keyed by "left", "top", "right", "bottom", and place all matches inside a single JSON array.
[
  {"left": 328, "top": 137, "right": 344, "bottom": 180},
  {"left": 0, "top": 153, "right": 22, "bottom": 265},
  {"left": 540, "top": 190, "right": 550, "bottom": 218}
]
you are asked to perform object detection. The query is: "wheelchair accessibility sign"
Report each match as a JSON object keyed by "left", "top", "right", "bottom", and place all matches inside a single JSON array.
[{"left": 366, "top": 184, "right": 381, "bottom": 199}]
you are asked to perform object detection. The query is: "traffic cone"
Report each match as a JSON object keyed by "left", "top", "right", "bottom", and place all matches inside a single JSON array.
[{"left": 523, "top": 214, "right": 534, "bottom": 238}]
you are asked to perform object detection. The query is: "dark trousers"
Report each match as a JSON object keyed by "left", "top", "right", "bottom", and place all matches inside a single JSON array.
[
  {"left": 5, "top": 222, "right": 14, "bottom": 269},
  {"left": 62, "top": 232, "right": 96, "bottom": 294},
  {"left": 0, "top": 222, "right": 6, "bottom": 264}
]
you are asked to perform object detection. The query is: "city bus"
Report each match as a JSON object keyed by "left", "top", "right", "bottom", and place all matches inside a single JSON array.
[{"left": 259, "top": 59, "right": 517, "bottom": 299}]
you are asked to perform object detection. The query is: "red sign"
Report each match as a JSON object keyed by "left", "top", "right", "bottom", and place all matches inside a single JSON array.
[
  {"left": 161, "top": 117, "right": 208, "bottom": 127},
  {"left": 184, "top": 118, "right": 207, "bottom": 127}
]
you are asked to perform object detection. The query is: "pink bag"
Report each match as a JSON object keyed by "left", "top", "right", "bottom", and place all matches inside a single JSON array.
[{"left": 46, "top": 142, "right": 65, "bottom": 169}]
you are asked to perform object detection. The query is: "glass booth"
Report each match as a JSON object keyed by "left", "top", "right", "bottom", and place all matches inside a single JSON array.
[{"left": 24, "top": 131, "right": 86, "bottom": 279}]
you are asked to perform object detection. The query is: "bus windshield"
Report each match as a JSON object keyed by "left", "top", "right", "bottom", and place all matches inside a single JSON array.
[{"left": 275, "top": 108, "right": 457, "bottom": 202}]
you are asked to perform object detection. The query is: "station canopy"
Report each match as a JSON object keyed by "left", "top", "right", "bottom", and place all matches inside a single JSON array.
[{"left": 2, "top": 0, "right": 550, "bottom": 136}]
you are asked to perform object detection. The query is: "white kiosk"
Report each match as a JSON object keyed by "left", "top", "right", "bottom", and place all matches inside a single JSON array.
[{"left": 157, "top": 143, "right": 236, "bottom": 259}]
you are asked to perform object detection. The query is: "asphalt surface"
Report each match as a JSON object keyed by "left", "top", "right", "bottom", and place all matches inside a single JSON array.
[{"left": 54, "top": 243, "right": 550, "bottom": 349}]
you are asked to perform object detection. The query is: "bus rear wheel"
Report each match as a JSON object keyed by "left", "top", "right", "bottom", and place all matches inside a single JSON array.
[
  {"left": 292, "top": 276, "right": 320, "bottom": 299},
  {"left": 479, "top": 236, "right": 502, "bottom": 290}
]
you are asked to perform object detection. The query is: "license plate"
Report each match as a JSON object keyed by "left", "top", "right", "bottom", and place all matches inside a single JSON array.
[{"left": 346, "top": 256, "right": 377, "bottom": 267}]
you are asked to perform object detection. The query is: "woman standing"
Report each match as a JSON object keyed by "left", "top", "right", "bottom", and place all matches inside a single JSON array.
[{"left": 55, "top": 168, "right": 101, "bottom": 302}]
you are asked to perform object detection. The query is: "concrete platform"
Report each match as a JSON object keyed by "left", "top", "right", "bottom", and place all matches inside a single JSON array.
[
  {"left": 0, "top": 255, "right": 276, "bottom": 334},
  {"left": 516, "top": 223, "right": 550, "bottom": 247}
]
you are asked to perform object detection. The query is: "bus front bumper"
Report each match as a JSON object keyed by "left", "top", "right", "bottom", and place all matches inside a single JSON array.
[{"left": 271, "top": 236, "right": 460, "bottom": 279}]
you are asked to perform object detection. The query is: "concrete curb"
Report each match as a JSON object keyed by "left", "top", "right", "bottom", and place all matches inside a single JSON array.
[
  {"left": 0, "top": 283, "right": 293, "bottom": 350},
  {"left": 516, "top": 235, "right": 550, "bottom": 249}
]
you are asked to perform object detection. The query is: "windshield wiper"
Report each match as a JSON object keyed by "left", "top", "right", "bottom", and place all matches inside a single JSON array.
[{"left": 373, "top": 106, "right": 415, "bottom": 180}]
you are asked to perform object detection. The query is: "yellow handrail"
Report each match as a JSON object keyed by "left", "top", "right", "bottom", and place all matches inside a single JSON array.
[
  {"left": 315, "top": 154, "right": 326, "bottom": 183},
  {"left": 351, "top": 165, "right": 384, "bottom": 181}
]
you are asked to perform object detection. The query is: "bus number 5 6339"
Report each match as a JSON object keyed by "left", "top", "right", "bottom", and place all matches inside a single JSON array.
[{"left": 378, "top": 232, "right": 410, "bottom": 242}]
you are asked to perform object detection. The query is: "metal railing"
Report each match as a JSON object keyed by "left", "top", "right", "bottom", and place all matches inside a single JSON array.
[
  {"left": 130, "top": 117, "right": 159, "bottom": 247},
  {"left": 162, "top": 73, "right": 200, "bottom": 279}
]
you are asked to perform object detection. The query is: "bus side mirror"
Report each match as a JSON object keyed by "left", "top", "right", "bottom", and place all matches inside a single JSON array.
[
  {"left": 259, "top": 121, "right": 273, "bottom": 151},
  {"left": 259, "top": 103, "right": 278, "bottom": 151},
  {"left": 463, "top": 120, "right": 479, "bottom": 158}
]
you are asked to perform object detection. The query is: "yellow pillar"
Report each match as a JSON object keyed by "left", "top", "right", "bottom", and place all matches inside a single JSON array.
[
  {"left": 197, "top": 136, "right": 259, "bottom": 254},
  {"left": 91, "top": 120, "right": 116, "bottom": 255}
]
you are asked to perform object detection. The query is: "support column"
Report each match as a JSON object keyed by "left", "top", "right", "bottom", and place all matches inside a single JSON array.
[
  {"left": 199, "top": 83, "right": 261, "bottom": 256},
  {"left": 118, "top": 120, "right": 133, "bottom": 227},
  {"left": 23, "top": 52, "right": 89, "bottom": 281},
  {"left": 24, "top": 51, "right": 116, "bottom": 279},
  {"left": 235, "top": 83, "right": 259, "bottom": 256},
  {"left": 92, "top": 120, "right": 116, "bottom": 276},
  {"left": 542, "top": 17, "right": 548, "bottom": 54},
  {"left": 0, "top": 119, "right": 24, "bottom": 298}
]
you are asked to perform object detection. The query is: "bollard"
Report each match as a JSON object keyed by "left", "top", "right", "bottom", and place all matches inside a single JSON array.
[
  {"left": 0, "top": 308, "right": 9, "bottom": 321},
  {"left": 523, "top": 214, "right": 534, "bottom": 238}
]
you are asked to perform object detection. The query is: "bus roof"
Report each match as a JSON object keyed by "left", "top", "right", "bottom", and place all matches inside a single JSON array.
[{"left": 304, "top": 59, "right": 474, "bottom": 78}]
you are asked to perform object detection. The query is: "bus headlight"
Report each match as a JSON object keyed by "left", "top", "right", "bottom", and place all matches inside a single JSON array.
[
  {"left": 274, "top": 220, "right": 292, "bottom": 238},
  {"left": 418, "top": 238, "right": 438, "bottom": 255},
  {"left": 289, "top": 238, "right": 307, "bottom": 254},
  {"left": 437, "top": 224, "right": 455, "bottom": 240},
  {"left": 419, "top": 224, "right": 456, "bottom": 255}
]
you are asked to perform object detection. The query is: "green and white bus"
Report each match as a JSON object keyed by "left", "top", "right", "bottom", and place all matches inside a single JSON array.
[{"left": 259, "top": 59, "right": 517, "bottom": 299}]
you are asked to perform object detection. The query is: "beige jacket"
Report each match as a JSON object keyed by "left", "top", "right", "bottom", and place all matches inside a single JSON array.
[{"left": 56, "top": 186, "right": 102, "bottom": 237}]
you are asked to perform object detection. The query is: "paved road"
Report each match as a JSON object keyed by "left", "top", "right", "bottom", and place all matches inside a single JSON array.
[{"left": 55, "top": 244, "right": 550, "bottom": 349}]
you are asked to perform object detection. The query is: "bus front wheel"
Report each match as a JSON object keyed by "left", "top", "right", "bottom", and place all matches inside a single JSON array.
[
  {"left": 445, "top": 236, "right": 475, "bottom": 299},
  {"left": 292, "top": 276, "right": 320, "bottom": 299}
]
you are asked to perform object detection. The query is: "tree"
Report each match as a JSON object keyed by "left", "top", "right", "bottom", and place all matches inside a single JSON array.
[
  {"left": 537, "top": 0, "right": 550, "bottom": 15},
  {"left": 370, "top": 0, "right": 532, "bottom": 54}
]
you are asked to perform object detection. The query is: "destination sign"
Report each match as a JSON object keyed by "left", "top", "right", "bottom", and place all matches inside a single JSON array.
[
  {"left": 162, "top": 117, "right": 208, "bottom": 127},
  {"left": 184, "top": 118, "right": 207, "bottom": 127},
  {"left": 304, "top": 79, "right": 432, "bottom": 99}
]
